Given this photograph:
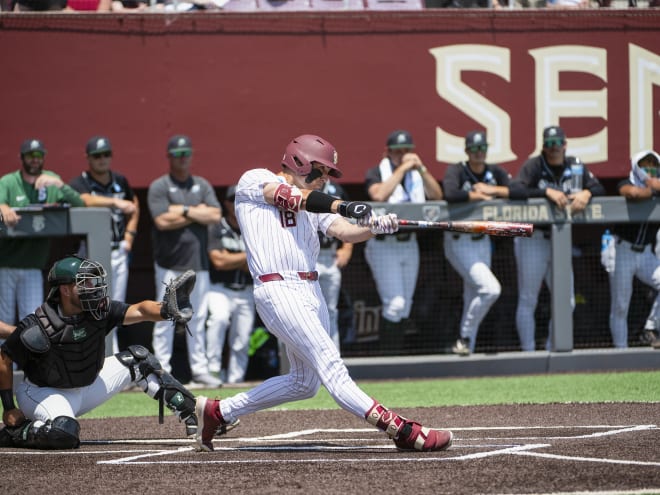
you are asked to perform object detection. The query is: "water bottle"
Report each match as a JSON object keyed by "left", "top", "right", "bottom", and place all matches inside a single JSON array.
[
  {"left": 600, "top": 229, "right": 615, "bottom": 273},
  {"left": 570, "top": 159, "right": 584, "bottom": 193},
  {"left": 37, "top": 186, "right": 47, "bottom": 203}
]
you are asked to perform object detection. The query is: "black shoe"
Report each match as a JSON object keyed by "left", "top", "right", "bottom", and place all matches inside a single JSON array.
[
  {"left": 184, "top": 414, "right": 198, "bottom": 437},
  {"left": 639, "top": 329, "right": 659, "bottom": 346},
  {"left": 452, "top": 338, "right": 470, "bottom": 356}
]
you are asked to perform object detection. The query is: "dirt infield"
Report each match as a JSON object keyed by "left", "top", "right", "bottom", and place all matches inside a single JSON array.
[{"left": 2, "top": 402, "right": 658, "bottom": 495}]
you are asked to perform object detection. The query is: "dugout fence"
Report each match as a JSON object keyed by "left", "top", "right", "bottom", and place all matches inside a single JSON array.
[{"left": 337, "top": 197, "right": 660, "bottom": 357}]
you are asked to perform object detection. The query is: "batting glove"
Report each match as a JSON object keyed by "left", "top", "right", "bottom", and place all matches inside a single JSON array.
[
  {"left": 338, "top": 201, "right": 372, "bottom": 219},
  {"left": 358, "top": 213, "right": 399, "bottom": 235}
]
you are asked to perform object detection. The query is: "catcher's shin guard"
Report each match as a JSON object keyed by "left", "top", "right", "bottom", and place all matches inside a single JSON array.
[
  {"left": 9, "top": 416, "right": 80, "bottom": 450},
  {"left": 116, "top": 345, "right": 198, "bottom": 435}
]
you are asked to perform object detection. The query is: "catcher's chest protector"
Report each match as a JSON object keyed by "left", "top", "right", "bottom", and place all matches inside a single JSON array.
[{"left": 24, "top": 304, "right": 107, "bottom": 388}]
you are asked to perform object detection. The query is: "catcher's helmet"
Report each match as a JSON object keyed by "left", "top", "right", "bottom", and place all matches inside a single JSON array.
[
  {"left": 47, "top": 256, "right": 109, "bottom": 320},
  {"left": 281, "top": 135, "right": 342, "bottom": 179}
]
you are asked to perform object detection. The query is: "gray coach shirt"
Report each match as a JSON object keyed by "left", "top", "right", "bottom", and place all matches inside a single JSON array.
[{"left": 148, "top": 174, "right": 220, "bottom": 272}]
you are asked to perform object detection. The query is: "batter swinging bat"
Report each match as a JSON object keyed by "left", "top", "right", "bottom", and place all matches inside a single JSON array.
[{"left": 398, "top": 219, "right": 533, "bottom": 238}]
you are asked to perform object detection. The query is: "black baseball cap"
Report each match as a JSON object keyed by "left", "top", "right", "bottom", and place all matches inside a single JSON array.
[
  {"left": 543, "top": 126, "right": 566, "bottom": 141},
  {"left": 386, "top": 130, "right": 415, "bottom": 149},
  {"left": 465, "top": 130, "right": 488, "bottom": 148},
  {"left": 167, "top": 135, "right": 193, "bottom": 154},
  {"left": 20, "top": 138, "right": 46, "bottom": 155},
  {"left": 86, "top": 136, "right": 112, "bottom": 155}
]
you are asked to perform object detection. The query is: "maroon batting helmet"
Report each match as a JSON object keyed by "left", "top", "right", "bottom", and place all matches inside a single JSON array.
[{"left": 281, "top": 135, "right": 342, "bottom": 179}]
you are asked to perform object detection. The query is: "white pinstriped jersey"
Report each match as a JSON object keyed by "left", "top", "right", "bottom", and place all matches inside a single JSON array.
[{"left": 234, "top": 168, "right": 339, "bottom": 277}]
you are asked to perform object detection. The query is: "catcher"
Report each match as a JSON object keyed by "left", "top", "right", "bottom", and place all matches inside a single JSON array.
[{"left": 0, "top": 255, "right": 198, "bottom": 449}]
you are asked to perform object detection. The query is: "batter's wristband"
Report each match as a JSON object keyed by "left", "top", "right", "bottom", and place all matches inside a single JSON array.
[
  {"left": 305, "top": 190, "right": 335, "bottom": 214},
  {"left": 0, "top": 388, "right": 15, "bottom": 411}
]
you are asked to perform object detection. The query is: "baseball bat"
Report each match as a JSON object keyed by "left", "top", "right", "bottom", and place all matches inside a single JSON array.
[{"left": 398, "top": 219, "right": 534, "bottom": 238}]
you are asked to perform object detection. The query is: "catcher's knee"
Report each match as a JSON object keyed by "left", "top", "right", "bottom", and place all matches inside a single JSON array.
[
  {"left": 115, "top": 345, "right": 195, "bottom": 421},
  {"left": 115, "top": 345, "right": 163, "bottom": 380}
]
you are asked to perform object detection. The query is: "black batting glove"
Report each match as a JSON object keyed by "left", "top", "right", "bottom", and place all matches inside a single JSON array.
[{"left": 337, "top": 201, "right": 372, "bottom": 219}]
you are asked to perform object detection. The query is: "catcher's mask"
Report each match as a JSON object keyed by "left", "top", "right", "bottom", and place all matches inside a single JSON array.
[
  {"left": 281, "top": 134, "right": 342, "bottom": 182},
  {"left": 47, "top": 256, "right": 110, "bottom": 320}
]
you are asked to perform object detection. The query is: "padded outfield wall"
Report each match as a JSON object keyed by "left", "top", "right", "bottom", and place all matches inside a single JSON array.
[{"left": 0, "top": 10, "right": 658, "bottom": 187}]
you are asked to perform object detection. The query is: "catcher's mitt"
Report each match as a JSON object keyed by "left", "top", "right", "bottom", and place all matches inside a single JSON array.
[{"left": 160, "top": 270, "right": 196, "bottom": 335}]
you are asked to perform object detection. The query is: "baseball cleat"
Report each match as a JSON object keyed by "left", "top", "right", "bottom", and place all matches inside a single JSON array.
[
  {"left": 451, "top": 338, "right": 470, "bottom": 356},
  {"left": 195, "top": 396, "right": 223, "bottom": 452},
  {"left": 640, "top": 329, "right": 659, "bottom": 347},
  {"left": 393, "top": 421, "right": 453, "bottom": 452},
  {"left": 184, "top": 413, "right": 198, "bottom": 437},
  {"left": 216, "top": 418, "right": 240, "bottom": 437}
]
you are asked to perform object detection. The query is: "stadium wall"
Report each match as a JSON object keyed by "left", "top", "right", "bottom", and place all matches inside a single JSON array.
[{"left": 1, "top": 10, "right": 659, "bottom": 187}]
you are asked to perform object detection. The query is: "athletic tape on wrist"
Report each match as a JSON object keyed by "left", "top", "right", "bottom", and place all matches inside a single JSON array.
[
  {"left": 273, "top": 183, "right": 302, "bottom": 213},
  {"left": 305, "top": 190, "right": 335, "bottom": 213},
  {"left": 0, "top": 388, "right": 15, "bottom": 411}
]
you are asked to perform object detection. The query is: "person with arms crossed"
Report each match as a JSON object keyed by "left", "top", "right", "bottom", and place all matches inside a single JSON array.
[
  {"left": 364, "top": 130, "right": 443, "bottom": 354},
  {"left": 205, "top": 185, "right": 255, "bottom": 385},
  {"left": 0, "top": 256, "right": 198, "bottom": 449},
  {"left": 316, "top": 179, "right": 354, "bottom": 349},
  {"left": 442, "top": 130, "right": 511, "bottom": 355},
  {"left": 148, "top": 135, "right": 222, "bottom": 388},
  {"left": 0, "top": 139, "right": 85, "bottom": 327},
  {"left": 508, "top": 126, "right": 605, "bottom": 351},
  {"left": 606, "top": 150, "right": 660, "bottom": 348},
  {"left": 69, "top": 135, "right": 139, "bottom": 353},
  {"left": 194, "top": 134, "right": 452, "bottom": 453}
]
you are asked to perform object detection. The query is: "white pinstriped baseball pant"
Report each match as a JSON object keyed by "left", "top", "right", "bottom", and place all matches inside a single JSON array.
[{"left": 219, "top": 279, "right": 373, "bottom": 424}]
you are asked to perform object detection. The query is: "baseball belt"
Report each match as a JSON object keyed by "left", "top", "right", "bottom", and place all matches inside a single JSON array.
[{"left": 258, "top": 271, "right": 319, "bottom": 283}]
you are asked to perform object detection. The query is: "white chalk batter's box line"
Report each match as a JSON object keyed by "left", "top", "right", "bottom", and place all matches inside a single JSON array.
[
  {"left": 92, "top": 424, "right": 657, "bottom": 466},
  {"left": 2, "top": 425, "right": 657, "bottom": 467}
]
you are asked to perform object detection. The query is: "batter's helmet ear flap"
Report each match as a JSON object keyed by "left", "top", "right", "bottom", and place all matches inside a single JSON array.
[{"left": 281, "top": 134, "right": 342, "bottom": 179}]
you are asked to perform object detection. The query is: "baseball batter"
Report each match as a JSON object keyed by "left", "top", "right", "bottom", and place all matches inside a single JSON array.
[
  {"left": 0, "top": 256, "right": 198, "bottom": 449},
  {"left": 509, "top": 126, "right": 605, "bottom": 351},
  {"left": 607, "top": 150, "right": 660, "bottom": 348},
  {"left": 442, "top": 131, "right": 511, "bottom": 355},
  {"left": 195, "top": 134, "right": 452, "bottom": 453}
]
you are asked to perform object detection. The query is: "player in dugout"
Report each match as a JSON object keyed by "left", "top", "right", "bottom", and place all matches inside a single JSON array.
[
  {"left": 0, "top": 255, "right": 198, "bottom": 449},
  {"left": 194, "top": 134, "right": 453, "bottom": 453}
]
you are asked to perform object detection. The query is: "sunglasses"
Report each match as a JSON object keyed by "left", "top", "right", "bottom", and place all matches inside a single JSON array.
[
  {"left": 642, "top": 166, "right": 658, "bottom": 178},
  {"left": 543, "top": 138, "right": 565, "bottom": 148},
  {"left": 170, "top": 150, "right": 192, "bottom": 158},
  {"left": 467, "top": 145, "right": 488, "bottom": 153},
  {"left": 91, "top": 152, "right": 112, "bottom": 159},
  {"left": 24, "top": 151, "right": 44, "bottom": 159}
]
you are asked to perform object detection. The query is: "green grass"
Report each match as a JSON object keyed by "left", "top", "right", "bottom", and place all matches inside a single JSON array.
[{"left": 82, "top": 370, "right": 660, "bottom": 419}]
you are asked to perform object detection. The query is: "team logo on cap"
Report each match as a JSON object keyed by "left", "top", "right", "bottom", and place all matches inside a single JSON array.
[
  {"left": 547, "top": 127, "right": 559, "bottom": 136},
  {"left": 333, "top": 150, "right": 338, "bottom": 165},
  {"left": 177, "top": 138, "right": 187, "bottom": 147},
  {"left": 473, "top": 133, "right": 484, "bottom": 143},
  {"left": 30, "top": 140, "right": 40, "bottom": 150},
  {"left": 95, "top": 138, "right": 107, "bottom": 150}
]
